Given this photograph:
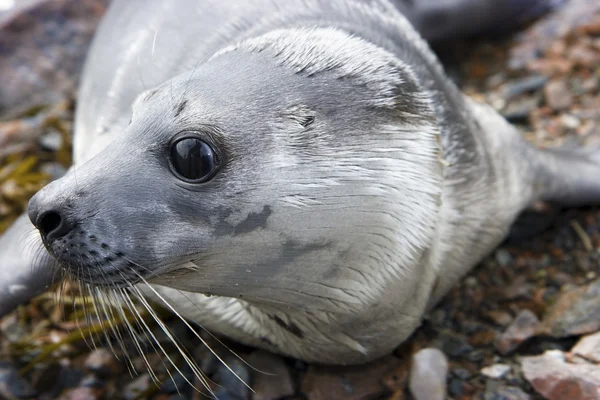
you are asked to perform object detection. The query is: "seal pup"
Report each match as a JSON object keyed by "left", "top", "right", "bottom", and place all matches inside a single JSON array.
[
  {"left": 3, "top": 0, "right": 600, "bottom": 370},
  {"left": 0, "top": 0, "right": 563, "bottom": 315}
]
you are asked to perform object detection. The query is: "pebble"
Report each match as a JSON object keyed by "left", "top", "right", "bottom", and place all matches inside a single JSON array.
[
  {"left": 0, "top": 361, "right": 37, "bottom": 399},
  {"left": 522, "top": 350, "right": 600, "bottom": 400},
  {"left": 58, "top": 386, "right": 105, "bottom": 400},
  {"left": 39, "top": 130, "right": 63, "bottom": 151},
  {"left": 571, "top": 331, "right": 600, "bottom": 363},
  {"left": 486, "top": 310, "right": 514, "bottom": 327},
  {"left": 495, "top": 310, "right": 540, "bottom": 355},
  {"left": 301, "top": 356, "right": 401, "bottom": 400},
  {"left": 439, "top": 332, "right": 473, "bottom": 357},
  {"left": 159, "top": 366, "right": 194, "bottom": 396},
  {"left": 123, "top": 374, "right": 151, "bottom": 400},
  {"left": 561, "top": 114, "right": 581, "bottom": 130},
  {"left": 484, "top": 383, "right": 531, "bottom": 400},
  {"left": 544, "top": 80, "right": 574, "bottom": 110},
  {"left": 494, "top": 249, "right": 514, "bottom": 267},
  {"left": 84, "top": 348, "right": 121, "bottom": 378},
  {"left": 213, "top": 357, "right": 251, "bottom": 400},
  {"left": 502, "top": 75, "right": 548, "bottom": 99},
  {"left": 0, "top": 0, "right": 109, "bottom": 117},
  {"left": 448, "top": 378, "right": 464, "bottom": 398},
  {"left": 481, "top": 364, "right": 512, "bottom": 379},
  {"left": 247, "top": 351, "right": 294, "bottom": 400},
  {"left": 408, "top": 348, "right": 448, "bottom": 400},
  {"left": 30, "top": 362, "right": 63, "bottom": 395},
  {"left": 540, "top": 279, "right": 600, "bottom": 337}
]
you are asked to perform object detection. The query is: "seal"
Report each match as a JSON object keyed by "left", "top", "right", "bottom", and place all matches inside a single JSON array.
[{"left": 2, "top": 0, "right": 599, "bottom": 371}]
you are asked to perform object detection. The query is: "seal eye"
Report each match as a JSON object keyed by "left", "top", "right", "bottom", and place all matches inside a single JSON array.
[{"left": 170, "top": 138, "right": 218, "bottom": 182}]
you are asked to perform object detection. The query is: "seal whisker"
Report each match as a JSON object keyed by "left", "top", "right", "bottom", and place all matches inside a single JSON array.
[
  {"left": 106, "top": 288, "right": 140, "bottom": 378},
  {"left": 81, "top": 264, "right": 101, "bottom": 350},
  {"left": 124, "top": 285, "right": 212, "bottom": 394},
  {"left": 88, "top": 263, "right": 122, "bottom": 355},
  {"left": 95, "top": 286, "right": 130, "bottom": 361},
  {"left": 151, "top": 29, "right": 158, "bottom": 58},
  {"left": 167, "top": 284, "right": 271, "bottom": 375},
  {"left": 119, "top": 255, "right": 262, "bottom": 374},
  {"left": 111, "top": 268, "right": 181, "bottom": 387},
  {"left": 131, "top": 272, "right": 253, "bottom": 393},
  {"left": 112, "top": 287, "right": 162, "bottom": 383},
  {"left": 88, "top": 283, "right": 120, "bottom": 355},
  {"left": 115, "top": 286, "right": 179, "bottom": 390}
]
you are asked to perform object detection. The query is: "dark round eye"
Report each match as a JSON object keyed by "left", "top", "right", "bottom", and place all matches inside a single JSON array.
[{"left": 170, "top": 137, "right": 218, "bottom": 181}]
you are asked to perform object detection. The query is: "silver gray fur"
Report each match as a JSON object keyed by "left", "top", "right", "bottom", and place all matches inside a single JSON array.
[{"left": 3, "top": 0, "right": 600, "bottom": 365}]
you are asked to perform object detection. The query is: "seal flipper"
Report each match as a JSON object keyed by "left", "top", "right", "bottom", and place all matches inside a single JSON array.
[
  {"left": 389, "top": 0, "right": 566, "bottom": 42},
  {"left": 0, "top": 214, "right": 57, "bottom": 317},
  {"left": 529, "top": 145, "right": 600, "bottom": 207}
]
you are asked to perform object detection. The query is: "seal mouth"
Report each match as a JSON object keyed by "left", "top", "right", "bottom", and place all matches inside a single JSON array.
[{"left": 43, "top": 227, "right": 146, "bottom": 288}]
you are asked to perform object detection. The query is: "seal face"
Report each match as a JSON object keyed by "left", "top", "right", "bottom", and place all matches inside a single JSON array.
[{"left": 22, "top": 0, "right": 600, "bottom": 368}]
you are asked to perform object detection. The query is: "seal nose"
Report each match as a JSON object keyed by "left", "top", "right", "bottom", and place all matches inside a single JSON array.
[{"left": 28, "top": 191, "right": 75, "bottom": 243}]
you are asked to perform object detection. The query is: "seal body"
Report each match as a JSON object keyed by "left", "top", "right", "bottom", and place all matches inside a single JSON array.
[{"left": 14, "top": 0, "right": 600, "bottom": 365}]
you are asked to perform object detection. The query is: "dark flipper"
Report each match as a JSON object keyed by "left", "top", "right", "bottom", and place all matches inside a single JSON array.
[
  {"left": 531, "top": 146, "right": 600, "bottom": 208},
  {"left": 389, "top": 0, "right": 566, "bottom": 42}
]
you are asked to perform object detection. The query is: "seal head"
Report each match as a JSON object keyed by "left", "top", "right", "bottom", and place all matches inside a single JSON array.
[{"left": 29, "top": 26, "right": 442, "bottom": 291}]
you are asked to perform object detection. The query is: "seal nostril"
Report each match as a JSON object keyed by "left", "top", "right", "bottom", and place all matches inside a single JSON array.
[
  {"left": 38, "top": 211, "right": 61, "bottom": 235},
  {"left": 37, "top": 210, "right": 71, "bottom": 240}
]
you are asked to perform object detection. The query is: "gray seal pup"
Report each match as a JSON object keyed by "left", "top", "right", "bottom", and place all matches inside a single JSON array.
[{"left": 3, "top": 0, "right": 600, "bottom": 369}]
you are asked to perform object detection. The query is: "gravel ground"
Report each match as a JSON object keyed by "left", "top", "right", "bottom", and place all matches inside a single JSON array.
[{"left": 0, "top": 1, "right": 599, "bottom": 399}]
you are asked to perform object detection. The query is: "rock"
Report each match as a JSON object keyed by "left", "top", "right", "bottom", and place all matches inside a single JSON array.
[
  {"left": 0, "top": 0, "right": 109, "bottom": 117},
  {"left": 381, "top": 362, "right": 409, "bottom": 392},
  {"left": 211, "top": 387, "right": 242, "bottom": 400},
  {"left": 439, "top": 332, "right": 473, "bottom": 357},
  {"left": 123, "top": 374, "right": 151, "bottom": 400},
  {"left": 213, "top": 357, "right": 251, "bottom": 400},
  {"left": 481, "top": 364, "right": 512, "bottom": 379},
  {"left": 0, "top": 362, "right": 37, "bottom": 398},
  {"left": 540, "top": 279, "right": 600, "bottom": 338},
  {"left": 58, "top": 386, "right": 105, "bottom": 400},
  {"left": 448, "top": 379, "right": 464, "bottom": 398},
  {"left": 84, "top": 348, "right": 121, "bottom": 378},
  {"left": 484, "top": 383, "right": 531, "bottom": 400},
  {"left": 569, "top": 43, "right": 600, "bottom": 67},
  {"left": 508, "top": 0, "right": 600, "bottom": 70},
  {"left": 159, "top": 366, "right": 194, "bottom": 396},
  {"left": 544, "top": 80, "right": 573, "bottom": 110},
  {"left": 502, "top": 75, "right": 548, "bottom": 99},
  {"left": 301, "top": 355, "right": 401, "bottom": 400},
  {"left": 247, "top": 351, "right": 294, "bottom": 400},
  {"left": 495, "top": 249, "right": 514, "bottom": 267},
  {"left": 495, "top": 310, "right": 540, "bottom": 355},
  {"left": 522, "top": 350, "right": 600, "bottom": 400},
  {"left": 408, "top": 348, "right": 448, "bottom": 400},
  {"left": 572, "top": 331, "right": 600, "bottom": 363},
  {"left": 0, "top": 312, "right": 27, "bottom": 342},
  {"left": 486, "top": 310, "right": 514, "bottom": 327},
  {"left": 39, "top": 130, "right": 63, "bottom": 151},
  {"left": 560, "top": 114, "right": 581, "bottom": 130}
]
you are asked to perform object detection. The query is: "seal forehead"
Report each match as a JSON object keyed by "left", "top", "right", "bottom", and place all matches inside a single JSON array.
[{"left": 212, "top": 27, "right": 433, "bottom": 116}]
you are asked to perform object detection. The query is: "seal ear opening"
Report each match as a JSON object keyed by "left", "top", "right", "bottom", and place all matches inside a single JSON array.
[{"left": 281, "top": 105, "right": 316, "bottom": 129}]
